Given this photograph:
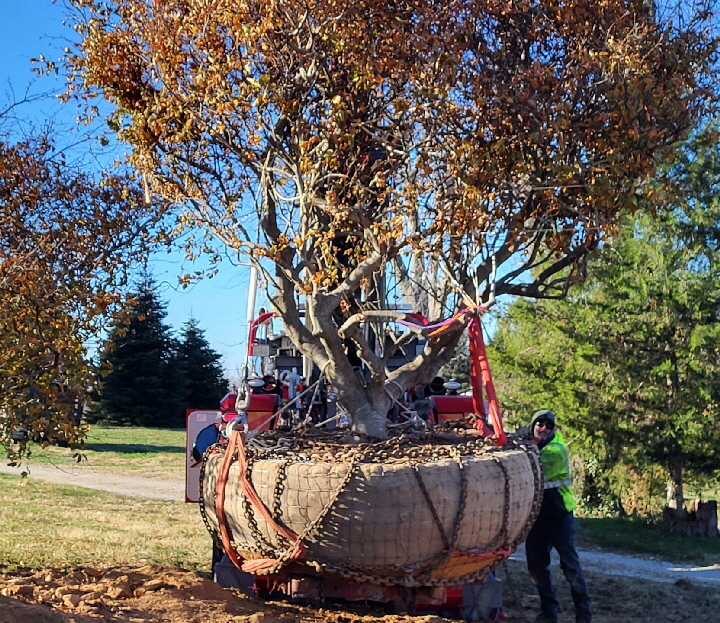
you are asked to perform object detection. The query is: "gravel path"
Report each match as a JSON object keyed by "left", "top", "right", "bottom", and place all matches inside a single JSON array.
[
  {"left": 511, "top": 543, "right": 720, "bottom": 587},
  {"left": 4, "top": 461, "right": 720, "bottom": 586},
  {"left": 0, "top": 462, "right": 184, "bottom": 501}
]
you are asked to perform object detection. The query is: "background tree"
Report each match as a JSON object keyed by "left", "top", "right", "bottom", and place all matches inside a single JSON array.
[
  {"left": 490, "top": 124, "right": 720, "bottom": 519},
  {"left": 175, "top": 317, "right": 229, "bottom": 413},
  {"left": 93, "top": 279, "right": 184, "bottom": 427},
  {"left": 0, "top": 116, "right": 166, "bottom": 460},
  {"left": 63, "top": 0, "right": 718, "bottom": 438},
  {"left": 440, "top": 335, "right": 471, "bottom": 386}
]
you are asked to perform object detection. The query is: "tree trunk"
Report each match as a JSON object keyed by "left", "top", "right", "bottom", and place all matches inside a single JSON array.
[
  {"left": 688, "top": 500, "right": 719, "bottom": 538},
  {"left": 665, "top": 457, "right": 688, "bottom": 522},
  {"left": 351, "top": 401, "right": 391, "bottom": 439}
]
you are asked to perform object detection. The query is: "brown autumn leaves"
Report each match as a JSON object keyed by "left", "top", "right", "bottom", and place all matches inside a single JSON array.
[
  {"left": 7, "top": 0, "right": 718, "bottom": 438},
  {"left": 0, "top": 131, "right": 166, "bottom": 458}
]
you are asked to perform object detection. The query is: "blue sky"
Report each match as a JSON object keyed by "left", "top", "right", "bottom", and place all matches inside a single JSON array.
[{"left": 0, "top": 0, "right": 255, "bottom": 380}]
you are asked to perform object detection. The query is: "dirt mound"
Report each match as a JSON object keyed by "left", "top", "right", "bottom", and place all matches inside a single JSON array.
[
  {"left": 0, "top": 565, "right": 426, "bottom": 623},
  {"left": 3, "top": 562, "right": 720, "bottom": 623}
]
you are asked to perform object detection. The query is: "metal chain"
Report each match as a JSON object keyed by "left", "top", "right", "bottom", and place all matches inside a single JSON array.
[
  {"left": 489, "top": 454, "right": 511, "bottom": 552},
  {"left": 412, "top": 445, "right": 468, "bottom": 585},
  {"left": 509, "top": 441, "right": 544, "bottom": 548},
  {"left": 297, "top": 457, "right": 357, "bottom": 544},
  {"left": 239, "top": 452, "right": 276, "bottom": 555},
  {"left": 305, "top": 551, "right": 501, "bottom": 588},
  {"left": 198, "top": 444, "right": 222, "bottom": 546},
  {"left": 254, "top": 456, "right": 358, "bottom": 575},
  {"left": 243, "top": 423, "right": 506, "bottom": 465},
  {"left": 271, "top": 459, "right": 289, "bottom": 538},
  {"left": 411, "top": 461, "right": 450, "bottom": 551},
  {"left": 199, "top": 419, "right": 543, "bottom": 588},
  {"left": 448, "top": 445, "right": 468, "bottom": 551}
]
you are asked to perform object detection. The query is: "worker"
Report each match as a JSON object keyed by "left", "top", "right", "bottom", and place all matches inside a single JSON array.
[{"left": 526, "top": 409, "right": 592, "bottom": 623}]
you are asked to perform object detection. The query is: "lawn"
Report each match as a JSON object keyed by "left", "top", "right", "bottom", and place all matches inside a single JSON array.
[
  {"left": 24, "top": 425, "right": 187, "bottom": 480},
  {"left": 0, "top": 473, "right": 210, "bottom": 573}
]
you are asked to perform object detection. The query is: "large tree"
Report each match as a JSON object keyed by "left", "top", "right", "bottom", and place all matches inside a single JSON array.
[
  {"left": 490, "top": 125, "right": 720, "bottom": 518},
  {"left": 0, "top": 119, "right": 164, "bottom": 460},
  {"left": 176, "top": 317, "right": 229, "bottom": 413},
  {"left": 63, "top": 0, "right": 718, "bottom": 437},
  {"left": 93, "top": 279, "right": 184, "bottom": 427}
]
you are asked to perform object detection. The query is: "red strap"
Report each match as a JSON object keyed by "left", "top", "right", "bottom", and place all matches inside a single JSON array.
[
  {"left": 468, "top": 317, "right": 486, "bottom": 418},
  {"left": 406, "top": 312, "right": 430, "bottom": 325},
  {"left": 247, "top": 311, "right": 278, "bottom": 357},
  {"left": 215, "top": 429, "right": 307, "bottom": 572},
  {"left": 468, "top": 316, "right": 507, "bottom": 446},
  {"left": 215, "top": 431, "right": 245, "bottom": 570}
]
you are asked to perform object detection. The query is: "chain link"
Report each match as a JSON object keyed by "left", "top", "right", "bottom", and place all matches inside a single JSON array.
[
  {"left": 271, "top": 459, "right": 289, "bottom": 537},
  {"left": 245, "top": 421, "right": 506, "bottom": 465},
  {"left": 239, "top": 453, "right": 276, "bottom": 555},
  {"left": 411, "top": 461, "right": 450, "bottom": 551},
  {"left": 198, "top": 444, "right": 222, "bottom": 547},
  {"left": 198, "top": 417, "right": 542, "bottom": 587},
  {"left": 509, "top": 441, "right": 543, "bottom": 548},
  {"left": 254, "top": 456, "right": 358, "bottom": 576}
]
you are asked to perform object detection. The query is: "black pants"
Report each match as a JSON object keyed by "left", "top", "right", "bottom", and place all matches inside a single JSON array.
[{"left": 526, "top": 512, "right": 592, "bottom": 622}]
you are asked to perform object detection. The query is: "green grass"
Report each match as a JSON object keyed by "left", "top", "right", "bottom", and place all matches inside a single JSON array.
[
  {"left": 0, "top": 473, "right": 211, "bottom": 573},
  {"left": 577, "top": 516, "right": 720, "bottom": 565},
  {"left": 24, "top": 425, "right": 187, "bottom": 480},
  {"left": 686, "top": 484, "right": 720, "bottom": 504}
]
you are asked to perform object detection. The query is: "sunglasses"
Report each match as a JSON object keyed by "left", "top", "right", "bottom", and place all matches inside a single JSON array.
[{"left": 534, "top": 419, "right": 555, "bottom": 430}]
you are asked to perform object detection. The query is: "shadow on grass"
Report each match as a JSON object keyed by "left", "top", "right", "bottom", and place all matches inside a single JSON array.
[{"left": 83, "top": 443, "right": 185, "bottom": 454}]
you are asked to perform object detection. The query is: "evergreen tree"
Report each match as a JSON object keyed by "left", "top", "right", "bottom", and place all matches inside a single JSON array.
[
  {"left": 176, "top": 317, "right": 228, "bottom": 413},
  {"left": 490, "top": 125, "right": 720, "bottom": 519},
  {"left": 440, "top": 334, "right": 471, "bottom": 385},
  {"left": 93, "top": 278, "right": 183, "bottom": 427}
]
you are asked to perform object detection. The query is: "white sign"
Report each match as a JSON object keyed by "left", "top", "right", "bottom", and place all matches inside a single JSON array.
[
  {"left": 251, "top": 343, "right": 271, "bottom": 357},
  {"left": 185, "top": 410, "right": 222, "bottom": 503}
]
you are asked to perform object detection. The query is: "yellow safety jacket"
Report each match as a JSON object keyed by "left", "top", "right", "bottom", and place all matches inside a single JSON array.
[{"left": 538, "top": 430, "right": 576, "bottom": 517}]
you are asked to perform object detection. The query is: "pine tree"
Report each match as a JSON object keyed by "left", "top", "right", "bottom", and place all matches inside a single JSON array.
[
  {"left": 93, "top": 278, "right": 183, "bottom": 427},
  {"left": 489, "top": 125, "right": 720, "bottom": 519},
  {"left": 440, "top": 334, "right": 471, "bottom": 385},
  {"left": 176, "top": 317, "right": 228, "bottom": 413}
]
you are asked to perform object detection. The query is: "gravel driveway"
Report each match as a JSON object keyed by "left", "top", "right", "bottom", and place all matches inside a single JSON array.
[{"left": 0, "top": 462, "right": 184, "bottom": 501}]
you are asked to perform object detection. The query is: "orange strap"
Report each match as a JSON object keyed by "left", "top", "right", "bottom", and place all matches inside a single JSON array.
[
  {"left": 215, "top": 431, "right": 245, "bottom": 570},
  {"left": 215, "top": 429, "right": 307, "bottom": 573},
  {"left": 468, "top": 316, "right": 508, "bottom": 446},
  {"left": 451, "top": 546, "right": 512, "bottom": 559}
]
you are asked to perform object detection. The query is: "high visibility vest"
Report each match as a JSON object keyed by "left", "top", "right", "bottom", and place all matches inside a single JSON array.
[{"left": 539, "top": 430, "right": 576, "bottom": 513}]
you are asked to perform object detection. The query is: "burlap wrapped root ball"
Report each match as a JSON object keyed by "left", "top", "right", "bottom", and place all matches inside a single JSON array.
[{"left": 201, "top": 439, "right": 541, "bottom": 586}]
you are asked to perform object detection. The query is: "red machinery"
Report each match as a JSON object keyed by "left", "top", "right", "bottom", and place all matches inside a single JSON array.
[{"left": 189, "top": 309, "right": 508, "bottom": 620}]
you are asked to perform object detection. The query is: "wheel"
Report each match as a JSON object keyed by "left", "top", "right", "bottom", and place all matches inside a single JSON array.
[{"left": 211, "top": 541, "right": 224, "bottom": 576}]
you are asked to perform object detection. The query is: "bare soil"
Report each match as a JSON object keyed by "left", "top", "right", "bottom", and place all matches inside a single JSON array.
[{"left": 2, "top": 560, "right": 719, "bottom": 623}]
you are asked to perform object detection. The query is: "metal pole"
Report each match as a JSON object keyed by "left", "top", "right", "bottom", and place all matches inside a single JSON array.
[{"left": 244, "top": 266, "right": 259, "bottom": 377}]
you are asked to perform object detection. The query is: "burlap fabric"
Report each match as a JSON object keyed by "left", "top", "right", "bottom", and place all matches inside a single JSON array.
[{"left": 200, "top": 437, "right": 541, "bottom": 586}]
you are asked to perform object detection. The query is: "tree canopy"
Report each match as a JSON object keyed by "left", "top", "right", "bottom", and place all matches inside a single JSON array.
[
  {"left": 93, "top": 279, "right": 184, "bottom": 427},
  {"left": 489, "top": 124, "right": 720, "bottom": 517},
  {"left": 0, "top": 121, "right": 164, "bottom": 460},
  {"left": 176, "top": 317, "right": 229, "bottom": 412},
  {"left": 93, "top": 284, "right": 228, "bottom": 427},
  {"left": 63, "top": 0, "right": 719, "bottom": 437}
]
